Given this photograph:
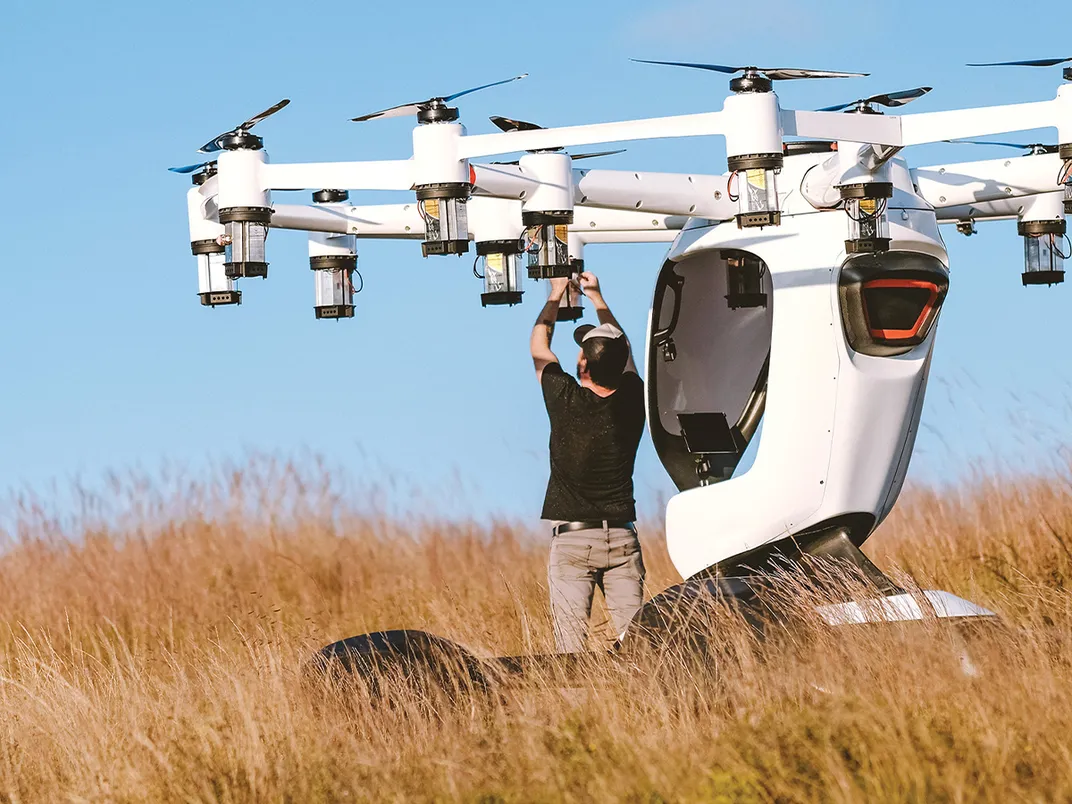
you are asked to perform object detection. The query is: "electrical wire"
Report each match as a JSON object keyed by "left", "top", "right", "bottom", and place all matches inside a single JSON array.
[
  {"left": 1052, "top": 232, "right": 1072, "bottom": 261},
  {"left": 1058, "top": 159, "right": 1072, "bottom": 185},
  {"left": 344, "top": 268, "right": 363, "bottom": 296}
]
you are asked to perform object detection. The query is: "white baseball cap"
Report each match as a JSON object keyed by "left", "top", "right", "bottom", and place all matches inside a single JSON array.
[{"left": 573, "top": 322, "right": 625, "bottom": 345}]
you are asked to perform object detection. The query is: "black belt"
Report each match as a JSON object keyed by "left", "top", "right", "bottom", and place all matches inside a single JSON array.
[{"left": 554, "top": 520, "right": 635, "bottom": 536}]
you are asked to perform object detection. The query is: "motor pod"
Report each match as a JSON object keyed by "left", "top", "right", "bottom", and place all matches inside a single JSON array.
[
  {"left": 476, "top": 239, "right": 524, "bottom": 307},
  {"left": 1019, "top": 219, "right": 1066, "bottom": 286},
  {"left": 218, "top": 206, "right": 269, "bottom": 279},
  {"left": 187, "top": 183, "right": 239, "bottom": 307},
  {"left": 841, "top": 182, "right": 893, "bottom": 254},
  {"left": 309, "top": 190, "right": 359, "bottom": 319},
  {"left": 313, "top": 188, "right": 349, "bottom": 204},
  {"left": 728, "top": 154, "right": 782, "bottom": 229},
  {"left": 416, "top": 183, "right": 470, "bottom": 257},
  {"left": 555, "top": 259, "right": 585, "bottom": 322},
  {"left": 216, "top": 148, "right": 271, "bottom": 279},
  {"left": 525, "top": 214, "right": 573, "bottom": 279},
  {"left": 521, "top": 152, "right": 576, "bottom": 278},
  {"left": 193, "top": 237, "right": 241, "bottom": 307},
  {"left": 724, "top": 88, "right": 783, "bottom": 229}
]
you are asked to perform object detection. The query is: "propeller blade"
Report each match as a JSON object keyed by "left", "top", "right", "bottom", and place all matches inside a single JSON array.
[
  {"left": 168, "top": 161, "right": 214, "bottom": 174},
  {"left": 445, "top": 74, "right": 528, "bottom": 102},
  {"left": 944, "top": 139, "right": 1057, "bottom": 152},
  {"left": 570, "top": 149, "right": 627, "bottom": 160},
  {"left": 238, "top": 98, "right": 291, "bottom": 131},
  {"left": 353, "top": 76, "right": 527, "bottom": 123},
  {"left": 631, "top": 58, "right": 741, "bottom": 74},
  {"left": 488, "top": 147, "right": 627, "bottom": 165},
  {"left": 947, "top": 139, "right": 1029, "bottom": 149},
  {"left": 819, "top": 86, "right": 932, "bottom": 112},
  {"left": 198, "top": 135, "right": 227, "bottom": 154},
  {"left": 866, "top": 86, "right": 932, "bottom": 107},
  {"left": 631, "top": 59, "right": 867, "bottom": 80},
  {"left": 351, "top": 103, "right": 422, "bottom": 122},
  {"left": 968, "top": 57, "right": 1072, "bottom": 67},
  {"left": 763, "top": 68, "right": 869, "bottom": 80},
  {"left": 490, "top": 115, "right": 544, "bottom": 133},
  {"left": 197, "top": 98, "right": 291, "bottom": 152}
]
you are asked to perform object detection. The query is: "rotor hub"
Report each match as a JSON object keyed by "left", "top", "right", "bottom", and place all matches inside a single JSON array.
[
  {"left": 217, "top": 130, "right": 264, "bottom": 151},
  {"left": 730, "top": 72, "right": 773, "bottom": 94},
  {"left": 417, "top": 102, "right": 460, "bottom": 124},
  {"left": 192, "top": 164, "right": 218, "bottom": 185}
]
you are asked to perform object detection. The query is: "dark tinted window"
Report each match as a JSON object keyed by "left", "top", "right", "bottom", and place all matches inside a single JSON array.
[{"left": 862, "top": 284, "right": 935, "bottom": 334}]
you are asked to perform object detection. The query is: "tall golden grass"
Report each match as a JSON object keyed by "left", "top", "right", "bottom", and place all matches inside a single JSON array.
[{"left": 1, "top": 455, "right": 1071, "bottom": 802}]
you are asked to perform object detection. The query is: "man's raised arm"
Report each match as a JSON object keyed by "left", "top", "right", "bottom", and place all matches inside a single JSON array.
[
  {"left": 531, "top": 277, "right": 570, "bottom": 382},
  {"left": 578, "top": 272, "right": 637, "bottom": 374}
]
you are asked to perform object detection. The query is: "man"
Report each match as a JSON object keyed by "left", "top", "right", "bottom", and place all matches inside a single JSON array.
[{"left": 530, "top": 271, "right": 647, "bottom": 653}]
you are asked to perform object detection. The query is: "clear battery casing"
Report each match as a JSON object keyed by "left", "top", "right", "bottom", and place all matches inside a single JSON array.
[
  {"left": 197, "top": 250, "right": 241, "bottom": 307},
  {"left": 735, "top": 168, "right": 781, "bottom": 228},
  {"left": 1022, "top": 233, "right": 1066, "bottom": 286},
  {"left": 417, "top": 186, "right": 470, "bottom": 257},
  {"left": 478, "top": 247, "right": 524, "bottom": 307},
  {"left": 526, "top": 224, "right": 572, "bottom": 279}
]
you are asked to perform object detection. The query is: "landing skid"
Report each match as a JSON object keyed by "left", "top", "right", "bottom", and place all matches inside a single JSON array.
[{"left": 312, "top": 532, "right": 998, "bottom": 692}]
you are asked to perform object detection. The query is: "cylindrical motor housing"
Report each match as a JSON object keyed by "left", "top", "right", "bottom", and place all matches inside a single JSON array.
[
  {"left": 193, "top": 239, "right": 241, "bottom": 307},
  {"left": 309, "top": 226, "right": 358, "bottom": 319},
  {"left": 1019, "top": 191, "right": 1066, "bottom": 286},
  {"left": 519, "top": 152, "right": 575, "bottom": 218},
  {"left": 416, "top": 183, "right": 470, "bottom": 256},
  {"left": 216, "top": 148, "right": 271, "bottom": 278},
  {"left": 477, "top": 240, "right": 524, "bottom": 307},
  {"left": 724, "top": 92, "right": 783, "bottom": 229},
  {"left": 1019, "top": 219, "right": 1066, "bottom": 286},
  {"left": 730, "top": 160, "right": 782, "bottom": 229},
  {"left": 187, "top": 185, "right": 239, "bottom": 306},
  {"left": 520, "top": 152, "right": 575, "bottom": 277},
  {"left": 220, "top": 206, "right": 271, "bottom": 278},
  {"left": 526, "top": 221, "right": 572, "bottom": 279},
  {"left": 842, "top": 182, "right": 893, "bottom": 254}
]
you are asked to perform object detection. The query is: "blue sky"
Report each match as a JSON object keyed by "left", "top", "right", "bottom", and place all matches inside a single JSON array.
[{"left": 1, "top": 0, "right": 1069, "bottom": 520}]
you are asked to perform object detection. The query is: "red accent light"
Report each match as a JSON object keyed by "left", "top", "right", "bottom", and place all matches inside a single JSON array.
[
  {"left": 469, "top": 164, "right": 477, "bottom": 187},
  {"left": 861, "top": 278, "right": 940, "bottom": 340}
]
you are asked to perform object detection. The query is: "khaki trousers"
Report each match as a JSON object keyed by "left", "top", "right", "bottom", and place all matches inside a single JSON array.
[{"left": 547, "top": 523, "right": 646, "bottom": 653}]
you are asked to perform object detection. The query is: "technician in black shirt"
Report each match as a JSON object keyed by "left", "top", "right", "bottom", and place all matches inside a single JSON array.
[{"left": 530, "top": 271, "right": 646, "bottom": 653}]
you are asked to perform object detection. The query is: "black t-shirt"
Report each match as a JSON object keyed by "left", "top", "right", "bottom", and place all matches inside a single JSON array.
[{"left": 540, "top": 363, "right": 646, "bottom": 522}]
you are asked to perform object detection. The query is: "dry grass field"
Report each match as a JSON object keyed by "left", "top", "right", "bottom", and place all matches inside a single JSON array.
[{"left": 1, "top": 455, "right": 1071, "bottom": 802}]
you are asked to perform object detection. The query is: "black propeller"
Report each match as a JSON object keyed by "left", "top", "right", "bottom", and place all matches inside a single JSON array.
[
  {"left": 967, "top": 57, "right": 1072, "bottom": 67},
  {"left": 168, "top": 160, "right": 216, "bottom": 174},
  {"left": 818, "top": 86, "right": 932, "bottom": 113},
  {"left": 487, "top": 116, "right": 625, "bottom": 163},
  {"left": 197, "top": 99, "right": 291, "bottom": 153},
  {"left": 351, "top": 75, "right": 527, "bottom": 123},
  {"left": 944, "top": 139, "right": 1058, "bottom": 155},
  {"left": 630, "top": 59, "right": 867, "bottom": 81}
]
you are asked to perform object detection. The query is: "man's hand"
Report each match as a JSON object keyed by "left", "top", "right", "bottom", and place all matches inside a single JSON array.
[{"left": 578, "top": 271, "right": 602, "bottom": 301}]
